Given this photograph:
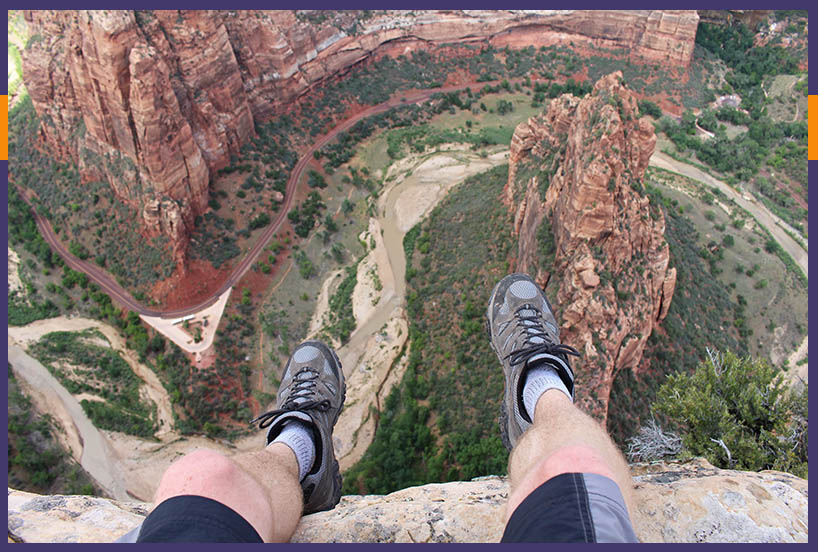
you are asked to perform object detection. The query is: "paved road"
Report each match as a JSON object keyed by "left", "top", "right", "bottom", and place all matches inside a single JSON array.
[
  {"left": 19, "top": 81, "right": 504, "bottom": 319},
  {"left": 8, "top": 344, "right": 130, "bottom": 501},
  {"left": 650, "top": 151, "right": 808, "bottom": 278}
]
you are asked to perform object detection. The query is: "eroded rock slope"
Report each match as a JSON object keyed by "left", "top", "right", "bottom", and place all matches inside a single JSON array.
[{"left": 504, "top": 72, "right": 677, "bottom": 420}]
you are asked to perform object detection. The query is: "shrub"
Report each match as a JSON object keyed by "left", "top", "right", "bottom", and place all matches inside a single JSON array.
[
  {"left": 764, "top": 238, "right": 778, "bottom": 254},
  {"left": 652, "top": 350, "right": 807, "bottom": 477},
  {"left": 307, "top": 170, "right": 327, "bottom": 189},
  {"left": 637, "top": 99, "right": 663, "bottom": 119},
  {"left": 295, "top": 251, "right": 316, "bottom": 279},
  {"left": 496, "top": 98, "right": 514, "bottom": 115},
  {"left": 248, "top": 213, "right": 271, "bottom": 231}
]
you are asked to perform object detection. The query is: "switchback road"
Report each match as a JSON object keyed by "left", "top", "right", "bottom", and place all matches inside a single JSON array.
[
  {"left": 21, "top": 81, "right": 807, "bottom": 319},
  {"left": 19, "top": 81, "right": 501, "bottom": 319}
]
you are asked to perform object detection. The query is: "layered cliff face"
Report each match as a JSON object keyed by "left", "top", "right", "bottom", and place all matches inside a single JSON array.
[
  {"left": 21, "top": 10, "right": 698, "bottom": 266},
  {"left": 505, "top": 72, "right": 676, "bottom": 421}
]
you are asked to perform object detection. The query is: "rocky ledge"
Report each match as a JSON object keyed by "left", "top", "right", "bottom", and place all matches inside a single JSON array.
[{"left": 7, "top": 459, "right": 807, "bottom": 543}]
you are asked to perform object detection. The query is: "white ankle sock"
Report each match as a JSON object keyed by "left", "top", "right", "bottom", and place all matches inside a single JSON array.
[
  {"left": 270, "top": 421, "right": 316, "bottom": 481},
  {"left": 522, "top": 363, "right": 572, "bottom": 419}
]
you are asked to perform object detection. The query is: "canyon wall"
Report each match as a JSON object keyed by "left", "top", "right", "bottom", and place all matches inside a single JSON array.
[
  {"left": 21, "top": 10, "right": 699, "bottom": 265},
  {"left": 504, "top": 72, "right": 676, "bottom": 421}
]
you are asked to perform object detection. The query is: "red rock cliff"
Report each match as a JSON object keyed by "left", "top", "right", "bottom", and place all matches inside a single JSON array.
[
  {"left": 21, "top": 10, "right": 698, "bottom": 266},
  {"left": 504, "top": 72, "right": 676, "bottom": 421}
]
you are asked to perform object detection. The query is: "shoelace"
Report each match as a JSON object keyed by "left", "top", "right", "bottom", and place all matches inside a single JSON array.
[
  {"left": 504, "top": 304, "right": 580, "bottom": 368},
  {"left": 250, "top": 366, "right": 330, "bottom": 429}
]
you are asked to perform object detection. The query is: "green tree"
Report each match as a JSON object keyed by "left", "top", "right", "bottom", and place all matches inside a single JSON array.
[
  {"left": 652, "top": 350, "right": 807, "bottom": 477},
  {"left": 496, "top": 99, "right": 514, "bottom": 115}
]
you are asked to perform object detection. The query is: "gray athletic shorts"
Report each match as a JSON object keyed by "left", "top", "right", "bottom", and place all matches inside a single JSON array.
[{"left": 501, "top": 472, "right": 639, "bottom": 542}]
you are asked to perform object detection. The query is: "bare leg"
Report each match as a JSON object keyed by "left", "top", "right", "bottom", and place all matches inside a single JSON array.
[
  {"left": 505, "top": 390, "right": 634, "bottom": 521},
  {"left": 151, "top": 444, "right": 303, "bottom": 543}
]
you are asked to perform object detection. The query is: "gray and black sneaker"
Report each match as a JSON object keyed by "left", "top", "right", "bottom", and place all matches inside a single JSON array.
[
  {"left": 486, "top": 273, "right": 580, "bottom": 450},
  {"left": 251, "top": 340, "right": 346, "bottom": 515}
]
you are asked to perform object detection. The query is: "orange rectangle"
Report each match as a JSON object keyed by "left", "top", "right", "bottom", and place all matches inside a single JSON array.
[
  {"left": 1, "top": 95, "right": 7, "bottom": 161},
  {"left": 810, "top": 95, "right": 817, "bottom": 161}
]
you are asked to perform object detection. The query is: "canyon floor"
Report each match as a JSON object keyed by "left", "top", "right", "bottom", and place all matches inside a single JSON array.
[
  {"left": 6, "top": 146, "right": 510, "bottom": 500},
  {"left": 8, "top": 144, "right": 807, "bottom": 503},
  {"left": 7, "top": 81, "right": 808, "bottom": 505}
]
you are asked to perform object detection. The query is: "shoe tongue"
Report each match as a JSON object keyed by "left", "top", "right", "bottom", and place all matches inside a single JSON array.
[
  {"left": 527, "top": 352, "right": 550, "bottom": 365},
  {"left": 519, "top": 308, "right": 543, "bottom": 340}
]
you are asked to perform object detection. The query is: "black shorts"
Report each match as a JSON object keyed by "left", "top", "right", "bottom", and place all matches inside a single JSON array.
[
  {"left": 502, "top": 472, "right": 638, "bottom": 542},
  {"left": 129, "top": 473, "right": 636, "bottom": 543},
  {"left": 136, "top": 495, "right": 262, "bottom": 543}
]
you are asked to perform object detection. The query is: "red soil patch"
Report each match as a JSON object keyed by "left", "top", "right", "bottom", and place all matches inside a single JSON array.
[
  {"left": 151, "top": 258, "right": 231, "bottom": 311},
  {"left": 236, "top": 260, "right": 276, "bottom": 304}
]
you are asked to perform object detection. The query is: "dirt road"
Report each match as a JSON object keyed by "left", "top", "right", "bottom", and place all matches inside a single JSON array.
[{"left": 649, "top": 151, "right": 808, "bottom": 278}]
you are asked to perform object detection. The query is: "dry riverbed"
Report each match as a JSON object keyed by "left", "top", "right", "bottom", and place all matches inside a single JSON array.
[
  {"left": 6, "top": 147, "right": 510, "bottom": 498},
  {"left": 308, "top": 147, "right": 509, "bottom": 469}
]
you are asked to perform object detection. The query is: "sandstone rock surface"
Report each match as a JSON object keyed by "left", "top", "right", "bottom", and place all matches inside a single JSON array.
[
  {"left": 21, "top": 10, "right": 698, "bottom": 265},
  {"left": 505, "top": 72, "right": 676, "bottom": 421},
  {"left": 7, "top": 459, "right": 807, "bottom": 543}
]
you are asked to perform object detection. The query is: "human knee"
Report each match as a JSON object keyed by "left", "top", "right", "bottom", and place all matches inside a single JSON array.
[
  {"left": 175, "top": 449, "right": 236, "bottom": 478},
  {"left": 156, "top": 449, "right": 241, "bottom": 500},
  {"left": 507, "top": 444, "right": 618, "bottom": 521},
  {"left": 536, "top": 444, "right": 616, "bottom": 482},
  {"left": 511, "top": 444, "right": 616, "bottom": 497}
]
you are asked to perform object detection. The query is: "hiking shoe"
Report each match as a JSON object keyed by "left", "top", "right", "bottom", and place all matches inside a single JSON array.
[
  {"left": 486, "top": 273, "right": 580, "bottom": 450},
  {"left": 251, "top": 340, "right": 346, "bottom": 515}
]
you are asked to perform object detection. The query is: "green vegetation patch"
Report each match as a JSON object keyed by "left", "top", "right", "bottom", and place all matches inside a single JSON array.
[
  {"left": 653, "top": 351, "right": 807, "bottom": 478},
  {"left": 324, "top": 258, "right": 363, "bottom": 344},
  {"left": 344, "top": 164, "right": 517, "bottom": 494},
  {"left": 28, "top": 329, "right": 157, "bottom": 438},
  {"left": 8, "top": 368, "right": 98, "bottom": 495}
]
